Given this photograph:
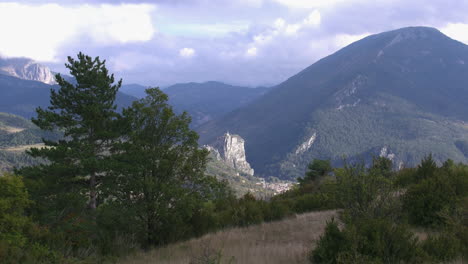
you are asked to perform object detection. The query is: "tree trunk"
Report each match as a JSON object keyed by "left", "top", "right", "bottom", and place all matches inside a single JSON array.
[{"left": 88, "top": 172, "right": 97, "bottom": 210}]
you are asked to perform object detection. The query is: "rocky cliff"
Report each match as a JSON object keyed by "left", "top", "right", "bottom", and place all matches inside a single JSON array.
[
  {"left": 206, "top": 132, "right": 254, "bottom": 176},
  {"left": 0, "top": 57, "right": 56, "bottom": 85}
]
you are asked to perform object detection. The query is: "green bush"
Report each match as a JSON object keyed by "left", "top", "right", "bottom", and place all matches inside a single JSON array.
[
  {"left": 402, "top": 164, "right": 468, "bottom": 227},
  {"left": 350, "top": 218, "right": 424, "bottom": 263},
  {"left": 393, "top": 168, "right": 417, "bottom": 187},
  {"left": 311, "top": 218, "right": 349, "bottom": 264},
  {"left": 310, "top": 218, "right": 426, "bottom": 264},
  {"left": 422, "top": 233, "right": 462, "bottom": 262},
  {"left": 235, "top": 193, "right": 265, "bottom": 226},
  {"left": 0, "top": 174, "right": 61, "bottom": 263}
]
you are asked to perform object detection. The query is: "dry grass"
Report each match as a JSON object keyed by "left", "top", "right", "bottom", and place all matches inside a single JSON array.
[
  {"left": 1, "top": 143, "right": 45, "bottom": 152},
  {"left": 118, "top": 210, "right": 337, "bottom": 264}
]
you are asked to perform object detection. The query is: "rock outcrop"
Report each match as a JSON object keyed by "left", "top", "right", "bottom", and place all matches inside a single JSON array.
[
  {"left": 0, "top": 57, "right": 56, "bottom": 85},
  {"left": 205, "top": 132, "right": 254, "bottom": 176}
]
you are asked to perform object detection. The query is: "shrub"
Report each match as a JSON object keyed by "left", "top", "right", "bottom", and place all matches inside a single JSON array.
[
  {"left": 422, "top": 233, "right": 462, "bottom": 262},
  {"left": 403, "top": 164, "right": 468, "bottom": 227},
  {"left": 393, "top": 168, "right": 417, "bottom": 187},
  {"left": 350, "top": 218, "right": 424, "bottom": 263},
  {"left": 310, "top": 218, "right": 426, "bottom": 264},
  {"left": 0, "top": 174, "right": 61, "bottom": 263},
  {"left": 310, "top": 218, "right": 349, "bottom": 264}
]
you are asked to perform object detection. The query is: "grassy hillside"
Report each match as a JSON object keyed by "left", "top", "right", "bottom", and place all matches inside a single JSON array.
[
  {"left": 0, "top": 112, "right": 51, "bottom": 171},
  {"left": 118, "top": 210, "right": 337, "bottom": 264}
]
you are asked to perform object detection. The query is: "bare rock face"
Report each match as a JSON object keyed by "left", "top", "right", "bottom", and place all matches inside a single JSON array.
[
  {"left": 0, "top": 57, "right": 56, "bottom": 85},
  {"left": 206, "top": 132, "right": 254, "bottom": 176}
]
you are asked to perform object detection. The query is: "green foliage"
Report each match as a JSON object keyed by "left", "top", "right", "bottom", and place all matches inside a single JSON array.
[
  {"left": 335, "top": 162, "right": 400, "bottom": 222},
  {"left": 0, "top": 174, "right": 60, "bottom": 264},
  {"left": 107, "top": 88, "right": 216, "bottom": 247},
  {"left": 310, "top": 218, "right": 349, "bottom": 264},
  {"left": 393, "top": 167, "right": 417, "bottom": 187},
  {"left": 346, "top": 218, "right": 424, "bottom": 264},
  {"left": 422, "top": 233, "right": 462, "bottom": 262},
  {"left": 28, "top": 52, "right": 122, "bottom": 211},
  {"left": 311, "top": 218, "right": 425, "bottom": 264},
  {"left": 402, "top": 161, "right": 468, "bottom": 227},
  {"left": 369, "top": 156, "right": 393, "bottom": 179},
  {"left": 299, "top": 159, "right": 332, "bottom": 184},
  {"left": 414, "top": 154, "right": 437, "bottom": 182},
  {"left": 0, "top": 174, "right": 31, "bottom": 254}
]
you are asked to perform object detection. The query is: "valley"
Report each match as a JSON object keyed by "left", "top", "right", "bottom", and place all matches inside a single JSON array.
[{"left": 0, "top": 23, "right": 467, "bottom": 264}]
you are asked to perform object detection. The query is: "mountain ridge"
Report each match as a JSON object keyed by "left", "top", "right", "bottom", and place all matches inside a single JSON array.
[
  {"left": 0, "top": 56, "right": 56, "bottom": 84},
  {"left": 197, "top": 26, "right": 468, "bottom": 179}
]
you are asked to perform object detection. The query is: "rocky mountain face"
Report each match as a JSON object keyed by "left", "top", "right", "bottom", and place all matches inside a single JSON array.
[
  {"left": 0, "top": 57, "right": 56, "bottom": 84},
  {"left": 198, "top": 27, "right": 468, "bottom": 180},
  {"left": 205, "top": 132, "right": 254, "bottom": 176}
]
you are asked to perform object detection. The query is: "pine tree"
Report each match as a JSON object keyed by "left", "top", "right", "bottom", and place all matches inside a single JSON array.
[
  {"left": 27, "top": 52, "right": 121, "bottom": 211},
  {"left": 108, "top": 88, "right": 209, "bottom": 246}
]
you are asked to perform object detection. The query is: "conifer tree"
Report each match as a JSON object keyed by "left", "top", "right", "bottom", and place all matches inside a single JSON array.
[
  {"left": 108, "top": 88, "right": 209, "bottom": 246},
  {"left": 27, "top": 52, "right": 121, "bottom": 211}
]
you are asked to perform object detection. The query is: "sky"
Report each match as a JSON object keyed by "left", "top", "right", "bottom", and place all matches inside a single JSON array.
[{"left": 1, "top": 0, "right": 468, "bottom": 87}]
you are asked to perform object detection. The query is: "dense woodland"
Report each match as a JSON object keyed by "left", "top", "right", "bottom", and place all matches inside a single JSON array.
[{"left": 0, "top": 53, "right": 467, "bottom": 264}]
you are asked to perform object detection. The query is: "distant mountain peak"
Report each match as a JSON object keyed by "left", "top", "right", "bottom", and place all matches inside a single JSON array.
[
  {"left": 198, "top": 26, "right": 468, "bottom": 179},
  {"left": 0, "top": 56, "right": 56, "bottom": 85}
]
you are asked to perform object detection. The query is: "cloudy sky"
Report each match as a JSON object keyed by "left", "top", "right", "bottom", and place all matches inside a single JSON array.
[{"left": 1, "top": 0, "right": 468, "bottom": 87}]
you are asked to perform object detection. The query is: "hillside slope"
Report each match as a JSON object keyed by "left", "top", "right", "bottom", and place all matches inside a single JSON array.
[
  {"left": 0, "top": 74, "right": 136, "bottom": 118},
  {"left": 165, "top": 82, "right": 270, "bottom": 127},
  {"left": 121, "top": 81, "right": 270, "bottom": 128},
  {"left": 197, "top": 27, "right": 468, "bottom": 179},
  {"left": 0, "top": 112, "right": 53, "bottom": 171},
  {"left": 118, "top": 210, "right": 337, "bottom": 264}
]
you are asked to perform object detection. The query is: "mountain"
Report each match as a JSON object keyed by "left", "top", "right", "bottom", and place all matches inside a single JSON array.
[
  {"left": 120, "top": 83, "right": 150, "bottom": 98},
  {"left": 165, "top": 81, "right": 270, "bottom": 127},
  {"left": 121, "top": 81, "right": 270, "bottom": 127},
  {"left": 0, "top": 74, "right": 137, "bottom": 118},
  {"left": 197, "top": 27, "right": 468, "bottom": 180},
  {"left": 0, "top": 57, "right": 56, "bottom": 84}
]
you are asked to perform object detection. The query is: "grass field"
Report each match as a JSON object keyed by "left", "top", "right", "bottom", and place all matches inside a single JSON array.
[{"left": 118, "top": 210, "right": 337, "bottom": 264}]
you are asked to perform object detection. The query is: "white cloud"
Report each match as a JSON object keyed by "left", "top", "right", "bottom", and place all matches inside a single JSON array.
[
  {"left": 247, "top": 10, "right": 322, "bottom": 55},
  {"left": 179, "top": 48, "right": 196, "bottom": 58},
  {"left": 440, "top": 23, "right": 468, "bottom": 44},
  {"left": 0, "top": 3, "right": 156, "bottom": 62},
  {"left": 334, "top": 33, "right": 370, "bottom": 48},
  {"left": 303, "top": 10, "right": 321, "bottom": 26},
  {"left": 160, "top": 22, "right": 249, "bottom": 37},
  {"left": 246, "top": 47, "right": 258, "bottom": 57},
  {"left": 238, "top": 0, "right": 265, "bottom": 7},
  {"left": 273, "top": 0, "right": 345, "bottom": 9}
]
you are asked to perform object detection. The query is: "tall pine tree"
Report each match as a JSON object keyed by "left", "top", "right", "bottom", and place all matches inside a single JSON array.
[{"left": 27, "top": 52, "right": 121, "bottom": 212}]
